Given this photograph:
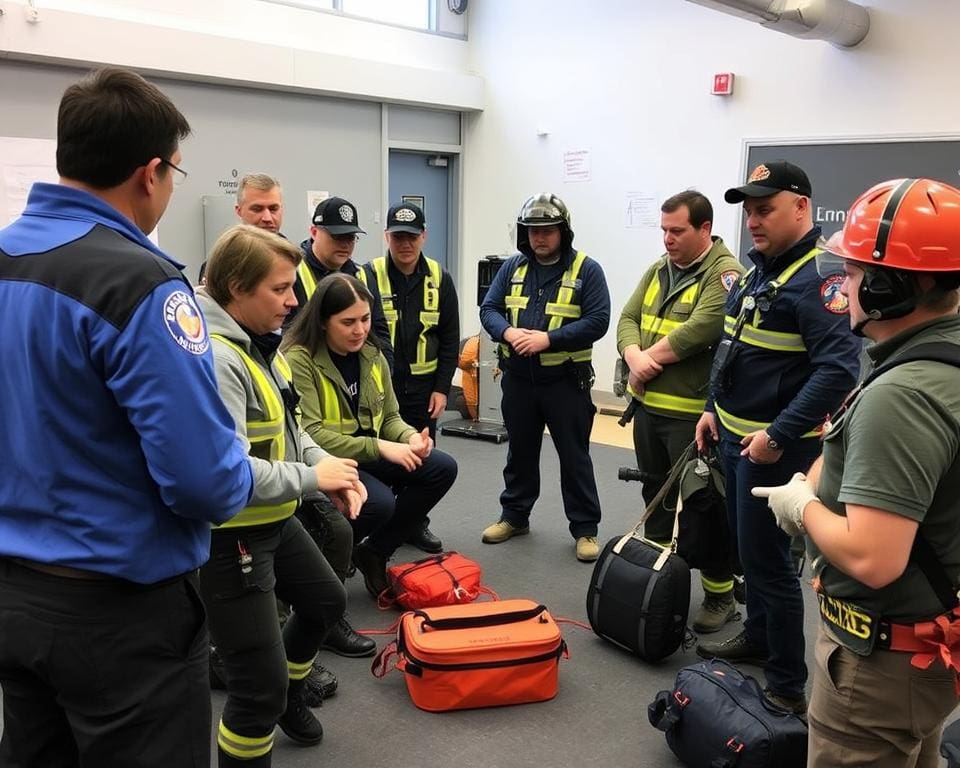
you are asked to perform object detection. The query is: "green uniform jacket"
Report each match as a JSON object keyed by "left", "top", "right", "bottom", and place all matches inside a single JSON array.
[
  {"left": 286, "top": 341, "right": 418, "bottom": 464},
  {"left": 616, "top": 237, "right": 742, "bottom": 420}
]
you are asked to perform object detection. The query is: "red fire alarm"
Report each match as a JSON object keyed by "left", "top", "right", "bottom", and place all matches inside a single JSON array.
[{"left": 712, "top": 72, "right": 735, "bottom": 96}]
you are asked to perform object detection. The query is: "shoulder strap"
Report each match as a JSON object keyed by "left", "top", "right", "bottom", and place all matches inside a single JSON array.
[{"left": 863, "top": 341, "right": 960, "bottom": 611}]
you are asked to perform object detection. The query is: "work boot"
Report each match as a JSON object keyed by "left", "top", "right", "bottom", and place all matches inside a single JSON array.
[
  {"left": 302, "top": 661, "right": 338, "bottom": 708},
  {"left": 692, "top": 590, "right": 738, "bottom": 634},
  {"left": 353, "top": 541, "right": 389, "bottom": 598},
  {"left": 763, "top": 687, "right": 808, "bottom": 720},
  {"left": 481, "top": 520, "right": 529, "bottom": 544},
  {"left": 575, "top": 536, "right": 600, "bottom": 563},
  {"left": 406, "top": 520, "right": 443, "bottom": 553},
  {"left": 278, "top": 679, "right": 324, "bottom": 746},
  {"left": 322, "top": 616, "right": 376, "bottom": 658},
  {"left": 696, "top": 629, "right": 768, "bottom": 667}
]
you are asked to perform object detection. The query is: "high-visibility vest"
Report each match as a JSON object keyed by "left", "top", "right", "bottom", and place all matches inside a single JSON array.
[
  {"left": 316, "top": 356, "right": 386, "bottom": 436},
  {"left": 365, "top": 256, "right": 442, "bottom": 376},
  {"left": 501, "top": 251, "right": 592, "bottom": 366},
  {"left": 211, "top": 334, "right": 298, "bottom": 528},
  {"left": 297, "top": 260, "right": 318, "bottom": 298},
  {"left": 715, "top": 247, "right": 823, "bottom": 439}
]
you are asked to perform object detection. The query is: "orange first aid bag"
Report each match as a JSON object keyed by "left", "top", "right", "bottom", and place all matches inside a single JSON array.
[
  {"left": 373, "top": 599, "right": 567, "bottom": 712},
  {"left": 382, "top": 551, "right": 493, "bottom": 610}
]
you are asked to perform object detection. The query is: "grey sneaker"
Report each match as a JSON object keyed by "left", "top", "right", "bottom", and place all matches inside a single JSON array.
[{"left": 692, "top": 590, "right": 738, "bottom": 634}]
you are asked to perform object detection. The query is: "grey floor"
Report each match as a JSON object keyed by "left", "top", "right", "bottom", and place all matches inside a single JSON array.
[{"left": 2, "top": 419, "right": 953, "bottom": 767}]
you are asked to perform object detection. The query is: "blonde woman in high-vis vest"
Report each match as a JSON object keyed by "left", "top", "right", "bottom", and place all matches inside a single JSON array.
[
  {"left": 283, "top": 273, "right": 458, "bottom": 600},
  {"left": 197, "top": 225, "right": 366, "bottom": 768}
]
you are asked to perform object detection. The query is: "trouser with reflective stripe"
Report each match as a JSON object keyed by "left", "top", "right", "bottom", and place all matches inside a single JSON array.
[
  {"left": 0, "top": 559, "right": 210, "bottom": 768},
  {"left": 719, "top": 430, "right": 821, "bottom": 698},
  {"left": 352, "top": 450, "right": 458, "bottom": 557},
  {"left": 199, "top": 517, "right": 345, "bottom": 765},
  {"left": 499, "top": 370, "right": 602, "bottom": 538},
  {"left": 632, "top": 405, "right": 734, "bottom": 594}
]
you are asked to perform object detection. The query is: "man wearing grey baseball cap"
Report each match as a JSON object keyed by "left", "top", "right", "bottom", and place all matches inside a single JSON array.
[{"left": 694, "top": 160, "right": 860, "bottom": 717}]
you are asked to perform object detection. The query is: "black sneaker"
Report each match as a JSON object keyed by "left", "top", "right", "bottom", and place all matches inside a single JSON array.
[
  {"left": 353, "top": 542, "right": 389, "bottom": 598},
  {"left": 278, "top": 680, "right": 324, "bottom": 746},
  {"left": 302, "top": 661, "right": 338, "bottom": 708},
  {"left": 322, "top": 616, "right": 377, "bottom": 658},
  {"left": 696, "top": 629, "right": 768, "bottom": 667},
  {"left": 405, "top": 521, "right": 443, "bottom": 554},
  {"left": 764, "top": 687, "right": 808, "bottom": 720}
]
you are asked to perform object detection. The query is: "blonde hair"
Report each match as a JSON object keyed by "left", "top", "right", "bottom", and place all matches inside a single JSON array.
[
  {"left": 205, "top": 224, "right": 301, "bottom": 306},
  {"left": 237, "top": 173, "right": 281, "bottom": 205}
]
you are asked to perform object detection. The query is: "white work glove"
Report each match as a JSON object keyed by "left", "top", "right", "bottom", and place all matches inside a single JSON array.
[{"left": 751, "top": 472, "right": 817, "bottom": 537}]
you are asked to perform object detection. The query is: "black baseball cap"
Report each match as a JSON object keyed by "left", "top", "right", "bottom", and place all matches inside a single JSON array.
[
  {"left": 385, "top": 202, "right": 425, "bottom": 234},
  {"left": 311, "top": 197, "right": 365, "bottom": 235},
  {"left": 724, "top": 160, "right": 812, "bottom": 204}
]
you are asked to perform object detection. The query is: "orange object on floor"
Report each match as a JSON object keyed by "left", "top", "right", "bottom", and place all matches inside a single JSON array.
[
  {"left": 380, "top": 551, "right": 496, "bottom": 610},
  {"left": 373, "top": 599, "right": 567, "bottom": 712}
]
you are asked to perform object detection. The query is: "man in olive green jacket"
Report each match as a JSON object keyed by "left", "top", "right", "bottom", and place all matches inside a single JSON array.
[{"left": 617, "top": 190, "right": 743, "bottom": 633}]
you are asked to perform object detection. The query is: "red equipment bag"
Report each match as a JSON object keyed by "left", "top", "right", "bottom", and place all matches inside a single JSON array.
[
  {"left": 372, "top": 599, "right": 567, "bottom": 712},
  {"left": 381, "top": 551, "right": 496, "bottom": 610}
]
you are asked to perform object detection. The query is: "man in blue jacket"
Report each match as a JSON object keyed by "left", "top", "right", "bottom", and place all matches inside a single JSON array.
[
  {"left": 480, "top": 193, "right": 610, "bottom": 562},
  {"left": 695, "top": 161, "right": 860, "bottom": 715},
  {"left": 0, "top": 67, "right": 253, "bottom": 768}
]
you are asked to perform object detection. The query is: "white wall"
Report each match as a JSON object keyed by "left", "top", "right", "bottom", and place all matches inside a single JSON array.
[
  {"left": 461, "top": 0, "right": 960, "bottom": 390},
  {"left": 0, "top": 0, "right": 482, "bottom": 109}
]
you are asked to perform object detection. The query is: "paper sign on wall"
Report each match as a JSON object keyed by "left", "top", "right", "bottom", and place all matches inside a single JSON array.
[
  {"left": 0, "top": 137, "right": 58, "bottom": 227},
  {"left": 625, "top": 191, "right": 659, "bottom": 229},
  {"left": 307, "top": 190, "right": 329, "bottom": 219},
  {"left": 563, "top": 149, "right": 591, "bottom": 183}
]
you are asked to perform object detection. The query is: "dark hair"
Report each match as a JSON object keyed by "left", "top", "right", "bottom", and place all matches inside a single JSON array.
[
  {"left": 57, "top": 67, "right": 191, "bottom": 188},
  {"left": 282, "top": 273, "right": 378, "bottom": 357},
  {"left": 661, "top": 190, "right": 713, "bottom": 230}
]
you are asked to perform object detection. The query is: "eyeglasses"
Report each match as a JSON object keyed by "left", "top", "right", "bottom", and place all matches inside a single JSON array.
[
  {"left": 160, "top": 158, "right": 188, "bottom": 186},
  {"left": 330, "top": 233, "right": 360, "bottom": 243}
]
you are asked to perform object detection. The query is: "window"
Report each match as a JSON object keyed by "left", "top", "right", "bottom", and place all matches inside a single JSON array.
[{"left": 341, "top": 0, "right": 430, "bottom": 29}]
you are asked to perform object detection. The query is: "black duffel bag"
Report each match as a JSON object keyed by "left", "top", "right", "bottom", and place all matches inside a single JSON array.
[{"left": 648, "top": 659, "right": 807, "bottom": 768}]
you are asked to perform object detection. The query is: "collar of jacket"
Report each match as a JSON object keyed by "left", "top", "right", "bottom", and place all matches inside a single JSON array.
[
  {"left": 309, "top": 340, "right": 381, "bottom": 390},
  {"left": 746, "top": 226, "right": 821, "bottom": 274},
  {"left": 517, "top": 244, "right": 578, "bottom": 271},
  {"left": 299, "top": 238, "right": 360, "bottom": 279},
  {"left": 195, "top": 288, "right": 254, "bottom": 353},
  {"left": 658, "top": 236, "right": 729, "bottom": 279}
]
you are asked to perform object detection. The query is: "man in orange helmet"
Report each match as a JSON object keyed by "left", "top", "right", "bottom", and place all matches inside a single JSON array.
[{"left": 753, "top": 178, "right": 960, "bottom": 766}]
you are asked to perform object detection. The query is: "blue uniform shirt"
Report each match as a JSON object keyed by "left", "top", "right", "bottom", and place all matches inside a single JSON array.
[
  {"left": 480, "top": 247, "right": 610, "bottom": 382},
  {"left": 708, "top": 228, "right": 860, "bottom": 445},
  {"left": 0, "top": 183, "right": 253, "bottom": 583}
]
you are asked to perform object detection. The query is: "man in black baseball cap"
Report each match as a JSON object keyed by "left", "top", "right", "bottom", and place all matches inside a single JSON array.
[
  {"left": 724, "top": 160, "right": 812, "bottom": 204},
  {"left": 694, "top": 159, "right": 860, "bottom": 717},
  {"left": 363, "top": 200, "right": 460, "bottom": 554}
]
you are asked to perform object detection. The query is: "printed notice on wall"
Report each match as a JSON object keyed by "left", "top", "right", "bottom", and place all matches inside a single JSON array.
[
  {"left": 625, "top": 191, "right": 659, "bottom": 229},
  {"left": 0, "top": 137, "right": 58, "bottom": 227},
  {"left": 307, "top": 190, "right": 330, "bottom": 219},
  {"left": 562, "top": 149, "right": 591, "bottom": 183}
]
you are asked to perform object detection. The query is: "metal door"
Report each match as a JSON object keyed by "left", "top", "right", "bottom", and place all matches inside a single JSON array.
[{"left": 388, "top": 151, "right": 450, "bottom": 271}]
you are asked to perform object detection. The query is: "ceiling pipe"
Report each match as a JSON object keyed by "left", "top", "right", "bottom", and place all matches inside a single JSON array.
[{"left": 685, "top": 0, "right": 870, "bottom": 48}]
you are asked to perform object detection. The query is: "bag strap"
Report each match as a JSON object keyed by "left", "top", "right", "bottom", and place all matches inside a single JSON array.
[
  {"left": 630, "top": 440, "right": 697, "bottom": 533},
  {"left": 413, "top": 603, "right": 547, "bottom": 631}
]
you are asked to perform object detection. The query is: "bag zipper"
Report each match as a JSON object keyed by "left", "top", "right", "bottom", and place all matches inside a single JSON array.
[{"left": 402, "top": 641, "right": 566, "bottom": 678}]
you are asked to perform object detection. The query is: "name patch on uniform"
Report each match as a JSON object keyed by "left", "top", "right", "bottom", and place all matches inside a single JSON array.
[
  {"left": 720, "top": 270, "right": 739, "bottom": 292},
  {"left": 163, "top": 291, "right": 209, "bottom": 355},
  {"left": 820, "top": 274, "right": 849, "bottom": 314}
]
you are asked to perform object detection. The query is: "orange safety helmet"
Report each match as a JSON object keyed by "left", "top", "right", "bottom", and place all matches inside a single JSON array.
[
  {"left": 828, "top": 178, "right": 960, "bottom": 272},
  {"left": 821, "top": 178, "right": 960, "bottom": 332}
]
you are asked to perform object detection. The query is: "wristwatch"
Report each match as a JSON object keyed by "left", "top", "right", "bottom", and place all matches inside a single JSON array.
[{"left": 766, "top": 436, "right": 780, "bottom": 451}]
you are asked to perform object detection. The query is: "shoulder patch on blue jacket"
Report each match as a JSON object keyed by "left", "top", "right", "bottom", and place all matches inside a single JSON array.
[{"left": 163, "top": 290, "right": 209, "bottom": 354}]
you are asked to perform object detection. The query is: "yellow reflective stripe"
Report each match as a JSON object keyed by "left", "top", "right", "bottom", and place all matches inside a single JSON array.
[
  {"left": 275, "top": 351, "right": 292, "bottom": 382},
  {"left": 544, "top": 303, "right": 581, "bottom": 319},
  {"left": 776, "top": 247, "right": 820, "bottom": 283},
  {"left": 642, "top": 274, "right": 661, "bottom": 308},
  {"left": 371, "top": 257, "right": 397, "bottom": 345},
  {"left": 356, "top": 267, "right": 368, "bottom": 287},
  {"left": 702, "top": 576, "right": 734, "bottom": 594},
  {"left": 546, "top": 251, "right": 587, "bottom": 332},
  {"left": 641, "top": 314, "right": 683, "bottom": 336},
  {"left": 639, "top": 390, "right": 706, "bottom": 415},
  {"left": 715, "top": 404, "right": 820, "bottom": 439},
  {"left": 504, "top": 296, "right": 529, "bottom": 309},
  {"left": 507, "top": 263, "right": 528, "bottom": 327},
  {"left": 678, "top": 282, "right": 699, "bottom": 305},
  {"left": 318, "top": 363, "right": 385, "bottom": 435},
  {"left": 738, "top": 324, "right": 806, "bottom": 353},
  {"left": 723, "top": 316, "right": 737, "bottom": 334},
  {"left": 210, "top": 334, "right": 286, "bottom": 463},
  {"left": 218, "top": 720, "right": 274, "bottom": 759},
  {"left": 288, "top": 654, "right": 316, "bottom": 681},
  {"left": 218, "top": 501, "right": 299, "bottom": 529},
  {"left": 409, "top": 359, "right": 439, "bottom": 375},
  {"left": 298, "top": 261, "right": 317, "bottom": 299},
  {"left": 540, "top": 348, "right": 592, "bottom": 366}
]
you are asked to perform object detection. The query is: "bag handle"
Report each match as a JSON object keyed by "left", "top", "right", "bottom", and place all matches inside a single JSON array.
[{"left": 413, "top": 603, "right": 548, "bottom": 631}]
